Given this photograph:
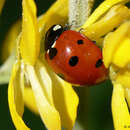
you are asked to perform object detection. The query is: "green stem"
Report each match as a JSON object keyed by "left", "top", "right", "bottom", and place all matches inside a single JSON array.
[{"left": 69, "top": 0, "right": 95, "bottom": 29}]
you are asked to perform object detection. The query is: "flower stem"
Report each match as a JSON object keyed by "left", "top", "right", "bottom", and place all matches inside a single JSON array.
[{"left": 69, "top": 0, "right": 95, "bottom": 30}]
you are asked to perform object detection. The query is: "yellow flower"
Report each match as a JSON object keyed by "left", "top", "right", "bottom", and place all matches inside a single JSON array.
[
  {"left": 6, "top": 0, "right": 130, "bottom": 130},
  {"left": 103, "top": 21, "right": 130, "bottom": 130},
  {"left": 97, "top": 1, "right": 130, "bottom": 130},
  {"left": 8, "top": 0, "right": 78, "bottom": 130},
  {"left": 82, "top": 0, "right": 130, "bottom": 130}
]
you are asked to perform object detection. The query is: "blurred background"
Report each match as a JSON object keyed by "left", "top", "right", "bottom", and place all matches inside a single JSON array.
[{"left": 0, "top": 0, "right": 114, "bottom": 129}]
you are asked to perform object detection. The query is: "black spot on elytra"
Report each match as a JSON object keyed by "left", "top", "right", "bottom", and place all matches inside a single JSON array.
[
  {"left": 49, "top": 48, "right": 57, "bottom": 60},
  {"left": 95, "top": 59, "right": 103, "bottom": 68},
  {"left": 77, "top": 39, "right": 84, "bottom": 44},
  {"left": 69, "top": 56, "right": 79, "bottom": 66}
]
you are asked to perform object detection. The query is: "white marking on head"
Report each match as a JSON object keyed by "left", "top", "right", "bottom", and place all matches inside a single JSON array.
[{"left": 53, "top": 25, "right": 62, "bottom": 31}]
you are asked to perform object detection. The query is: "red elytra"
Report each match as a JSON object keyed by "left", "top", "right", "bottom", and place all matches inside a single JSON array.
[{"left": 45, "top": 25, "right": 108, "bottom": 85}]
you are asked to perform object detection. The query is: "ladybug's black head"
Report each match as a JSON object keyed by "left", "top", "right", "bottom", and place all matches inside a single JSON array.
[{"left": 45, "top": 24, "right": 64, "bottom": 51}]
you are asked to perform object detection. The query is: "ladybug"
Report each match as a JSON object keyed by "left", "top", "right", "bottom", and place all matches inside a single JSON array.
[{"left": 45, "top": 24, "right": 108, "bottom": 85}]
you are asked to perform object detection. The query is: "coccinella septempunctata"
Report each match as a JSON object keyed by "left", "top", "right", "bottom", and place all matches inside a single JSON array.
[{"left": 45, "top": 24, "right": 108, "bottom": 85}]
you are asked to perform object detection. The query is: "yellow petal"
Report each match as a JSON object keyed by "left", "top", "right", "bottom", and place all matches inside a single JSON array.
[
  {"left": 0, "top": 0, "right": 5, "bottom": 13},
  {"left": 20, "top": 0, "right": 40, "bottom": 65},
  {"left": 112, "top": 83, "right": 130, "bottom": 130},
  {"left": 110, "top": 65, "right": 130, "bottom": 89},
  {"left": 24, "top": 87, "right": 39, "bottom": 114},
  {"left": 8, "top": 61, "right": 30, "bottom": 130},
  {"left": 114, "top": 69, "right": 130, "bottom": 89},
  {"left": 82, "top": 0, "right": 130, "bottom": 28},
  {"left": 1, "top": 20, "right": 21, "bottom": 62},
  {"left": 103, "top": 21, "right": 130, "bottom": 68},
  {"left": 41, "top": 58, "right": 79, "bottom": 130},
  {"left": 113, "top": 38, "right": 130, "bottom": 68},
  {"left": 38, "top": 0, "right": 68, "bottom": 35},
  {"left": 82, "top": 4, "right": 130, "bottom": 40},
  {"left": 51, "top": 75, "right": 79, "bottom": 130},
  {"left": 26, "top": 64, "right": 61, "bottom": 130}
]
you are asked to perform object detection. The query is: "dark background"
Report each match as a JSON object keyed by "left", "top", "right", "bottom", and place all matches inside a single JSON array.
[{"left": 0, "top": 0, "right": 114, "bottom": 129}]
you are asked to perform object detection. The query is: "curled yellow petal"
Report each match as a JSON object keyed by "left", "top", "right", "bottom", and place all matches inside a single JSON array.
[
  {"left": 41, "top": 58, "right": 79, "bottom": 130},
  {"left": 1, "top": 20, "right": 21, "bottom": 62},
  {"left": 103, "top": 21, "right": 130, "bottom": 68},
  {"left": 82, "top": 0, "right": 130, "bottom": 28},
  {"left": 38, "top": 0, "right": 68, "bottom": 35},
  {"left": 20, "top": 0, "right": 40, "bottom": 65},
  {"left": 51, "top": 75, "right": 79, "bottom": 130},
  {"left": 26, "top": 63, "right": 61, "bottom": 130},
  {"left": 113, "top": 38, "right": 130, "bottom": 68},
  {"left": 8, "top": 61, "right": 30, "bottom": 130},
  {"left": 24, "top": 87, "right": 39, "bottom": 114},
  {"left": 112, "top": 83, "right": 130, "bottom": 130},
  {"left": 0, "top": 0, "right": 5, "bottom": 13},
  {"left": 82, "top": 4, "right": 130, "bottom": 40}
]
